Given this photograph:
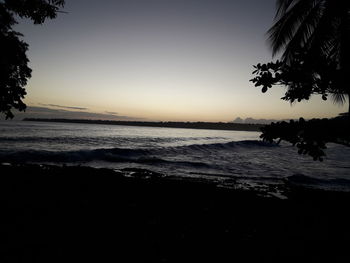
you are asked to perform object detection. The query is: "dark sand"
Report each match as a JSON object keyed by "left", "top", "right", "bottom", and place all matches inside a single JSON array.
[{"left": 1, "top": 164, "right": 349, "bottom": 262}]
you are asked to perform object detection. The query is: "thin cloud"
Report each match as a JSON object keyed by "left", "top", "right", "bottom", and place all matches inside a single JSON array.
[
  {"left": 105, "top": 111, "right": 119, "bottom": 115},
  {"left": 39, "top": 103, "right": 88, "bottom": 111},
  {"left": 13, "top": 106, "right": 145, "bottom": 121}
]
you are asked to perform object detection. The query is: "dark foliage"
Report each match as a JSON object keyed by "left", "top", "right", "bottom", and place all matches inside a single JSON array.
[
  {"left": 0, "top": 0, "right": 65, "bottom": 119},
  {"left": 251, "top": 52, "right": 349, "bottom": 160},
  {"left": 250, "top": 52, "right": 345, "bottom": 105},
  {"left": 260, "top": 116, "right": 350, "bottom": 161},
  {"left": 268, "top": 0, "right": 350, "bottom": 67},
  {"left": 251, "top": 0, "right": 350, "bottom": 161}
]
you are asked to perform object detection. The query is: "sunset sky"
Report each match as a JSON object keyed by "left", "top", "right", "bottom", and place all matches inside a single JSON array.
[{"left": 15, "top": 0, "right": 347, "bottom": 122}]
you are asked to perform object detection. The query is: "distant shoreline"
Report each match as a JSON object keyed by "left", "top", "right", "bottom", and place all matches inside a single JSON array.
[{"left": 22, "top": 118, "right": 264, "bottom": 132}]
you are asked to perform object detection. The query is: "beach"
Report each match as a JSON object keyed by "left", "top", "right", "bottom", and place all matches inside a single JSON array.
[
  {"left": 1, "top": 163, "right": 350, "bottom": 262},
  {"left": 2, "top": 0, "right": 350, "bottom": 262}
]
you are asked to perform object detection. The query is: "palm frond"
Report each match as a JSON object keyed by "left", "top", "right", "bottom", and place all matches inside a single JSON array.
[
  {"left": 282, "top": 1, "right": 323, "bottom": 62},
  {"left": 302, "top": 2, "right": 340, "bottom": 59},
  {"left": 275, "top": 0, "right": 299, "bottom": 18},
  {"left": 268, "top": 0, "right": 318, "bottom": 56},
  {"left": 331, "top": 93, "right": 346, "bottom": 105}
]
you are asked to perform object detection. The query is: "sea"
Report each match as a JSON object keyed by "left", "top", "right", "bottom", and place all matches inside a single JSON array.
[{"left": 1, "top": 120, "right": 350, "bottom": 196}]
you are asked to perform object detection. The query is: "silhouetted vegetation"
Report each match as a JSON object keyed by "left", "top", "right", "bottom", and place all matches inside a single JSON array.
[
  {"left": 23, "top": 118, "right": 263, "bottom": 131},
  {"left": 251, "top": 0, "right": 350, "bottom": 160},
  {"left": 250, "top": 53, "right": 346, "bottom": 105},
  {"left": 261, "top": 116, "right": 350, "bottom": 161},
  {"left": 0, "top": 0, "right": 65, "bottom": 119}
]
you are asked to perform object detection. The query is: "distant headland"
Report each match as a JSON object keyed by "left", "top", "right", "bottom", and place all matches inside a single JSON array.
[{"left": 23, "top": 118, "right": 263, "bottom": 132}]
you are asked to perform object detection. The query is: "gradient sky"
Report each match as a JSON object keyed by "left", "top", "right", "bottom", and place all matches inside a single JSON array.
[{"left": 15, "top": 0, "right": 347, "bottom": 121}]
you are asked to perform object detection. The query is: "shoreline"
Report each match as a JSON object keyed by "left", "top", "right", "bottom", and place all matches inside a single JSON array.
[
  {"left": 21, "top": 118, "right": 263, "bottom": 132},
  {"left": 1, "top": 163, "right": 350, "bottom": 262}
]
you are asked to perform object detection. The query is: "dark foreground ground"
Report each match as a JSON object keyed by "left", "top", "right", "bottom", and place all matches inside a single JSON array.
[{"left": 1, "top": 164, "right": 350, "bottom": 262}]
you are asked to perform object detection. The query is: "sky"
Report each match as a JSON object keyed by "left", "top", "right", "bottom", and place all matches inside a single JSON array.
[{"left": 15, "top": 0, "right": 347, "bottom": 122}]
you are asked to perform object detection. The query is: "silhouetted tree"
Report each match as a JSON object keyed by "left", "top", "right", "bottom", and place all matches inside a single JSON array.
[
  {"left": 258, "top": 0, "right": 350, "bottom": 112},
  {"left": 251, "top": 0, "right": 350, "bottom": 160},
  {"left": 0, "top": 0, "right": 65, "bottom": 119},
  {"left": 251, "top": 52, "right": 344, "bottom": 106}
]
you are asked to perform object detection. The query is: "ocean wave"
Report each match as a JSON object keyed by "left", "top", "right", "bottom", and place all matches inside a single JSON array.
[
  {"left": 0, "top": 140, "right": 275, "bottom": 164},
  {"left": 163, "top": 140, "right": 277, "bottom": 153}
]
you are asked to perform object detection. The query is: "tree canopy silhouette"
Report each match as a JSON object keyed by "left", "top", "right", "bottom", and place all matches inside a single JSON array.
[
  {"left": 251, "top": 0, "right": 350, "bottom": 161},
  {"left": 0, "top": 0, "right": 65, "bottom": 119}
]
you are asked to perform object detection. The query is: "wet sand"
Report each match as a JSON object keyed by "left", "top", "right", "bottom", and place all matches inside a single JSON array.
[{"left": 1, "top": 164, "right": 349, "bottom": 262}]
